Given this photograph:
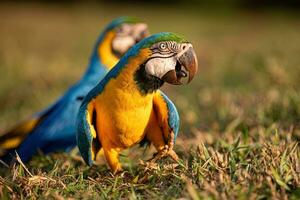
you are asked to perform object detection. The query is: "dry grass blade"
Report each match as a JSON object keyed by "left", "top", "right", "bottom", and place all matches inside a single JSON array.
[{"left": 15, "top": 152, "right": 33, "bottom": 177}]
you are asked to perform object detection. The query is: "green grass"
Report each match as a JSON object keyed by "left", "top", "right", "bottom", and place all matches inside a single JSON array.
[{"left": 0, "top": 3, "right": 300, "bottom": 199}]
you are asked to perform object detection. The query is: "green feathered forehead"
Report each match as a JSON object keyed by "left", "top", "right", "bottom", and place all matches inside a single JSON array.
[{"left": 141, "top": 32, "right": 188, "bottom": 48}]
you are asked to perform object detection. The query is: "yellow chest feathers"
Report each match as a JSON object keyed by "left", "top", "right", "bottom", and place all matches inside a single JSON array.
[
  {"left": 96, "top": 83, "right": 153, "bottom": 146},
  {"left": 94, "top": 48, "right": 153, "bottom": 147},
  {"left": 95, "top": 82, "right": 153, "bottom": 147}
]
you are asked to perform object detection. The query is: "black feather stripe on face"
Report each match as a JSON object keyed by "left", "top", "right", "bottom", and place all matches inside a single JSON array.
[{"left": 134, "top": 64, "right": 164, "bottom": 95}]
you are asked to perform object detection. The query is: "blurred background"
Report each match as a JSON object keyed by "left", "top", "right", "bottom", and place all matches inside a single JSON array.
[{"left": 0, "top": 0, "right": 299, "bottom": 137}]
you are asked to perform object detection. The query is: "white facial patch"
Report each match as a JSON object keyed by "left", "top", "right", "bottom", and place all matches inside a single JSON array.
[
  {"left": 145, "top": 57, "right": 177, "bottom": 78},
  {"left": 112, "top": 36, "right": 135, "bottom": 55}
]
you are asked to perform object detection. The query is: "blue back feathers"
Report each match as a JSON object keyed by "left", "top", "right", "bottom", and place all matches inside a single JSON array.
[{"left": 1, "top": 17, "right": 140, "bottom": 163}]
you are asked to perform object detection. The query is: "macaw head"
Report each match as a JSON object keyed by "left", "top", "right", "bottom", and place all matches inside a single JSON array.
[
  {"left": 129, "top": 32, "right": 198, "bottom": 93},
  {"left": 95, "top": 16, "right": 149, "bottom": 69}
]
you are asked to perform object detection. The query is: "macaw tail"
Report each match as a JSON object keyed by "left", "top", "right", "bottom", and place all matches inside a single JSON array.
[
  {"left": 0, "top": 99, "right": 61, "bottom": 158},
  {"left": 0, "top": 118, "right": 40, "bottom": 156}
]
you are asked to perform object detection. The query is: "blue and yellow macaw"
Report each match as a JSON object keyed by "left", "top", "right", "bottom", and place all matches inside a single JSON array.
[
  {"left": 76, "top": 32, "right": 198, "bottom": 173},
  {"left": 0, "top": 17, "right": 149, "bottom": 164}
]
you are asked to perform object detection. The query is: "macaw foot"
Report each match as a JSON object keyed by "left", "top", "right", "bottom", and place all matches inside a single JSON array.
[
  {"left": 148, "top": 146, "right": 179, "bottom": 163},
  {"left": 167, "top": 149, "right": 179, "bottom": 161},
  {"left": 112, "top": 168, "right": 123, "bottom": 175},
  {"left": 149, "top": 130, "right": 179, "bottom": 163},
  {"left": 111, "top": 164, "right": 123, "bottom": 175}
]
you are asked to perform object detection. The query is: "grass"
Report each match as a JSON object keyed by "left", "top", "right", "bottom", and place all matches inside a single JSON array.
[{"left": 0, "top": 3, "right": 300, "bottom": 199}]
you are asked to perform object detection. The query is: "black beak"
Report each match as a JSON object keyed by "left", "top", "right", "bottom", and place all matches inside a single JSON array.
[{"left": 162, "top": 45, "right": 198, "bottom": 85}]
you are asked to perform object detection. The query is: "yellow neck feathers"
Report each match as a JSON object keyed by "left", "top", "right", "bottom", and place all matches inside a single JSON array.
[
  {"left": 98, "top": 31, "right": 119, "bottom": 70},
  {"left": 115, "top": 48, "right": 152, "bottom": 92},
  {"left": 100, "top": 48, "right": 153, "bottom": 107}
]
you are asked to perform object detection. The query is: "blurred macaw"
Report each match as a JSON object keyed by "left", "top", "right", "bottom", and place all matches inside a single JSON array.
[
  {"left": 76, "top": 32, "right": 198, "bottom": 173},
  {"left": 0, "top": 16, "right": 149, "bottom": 164}
]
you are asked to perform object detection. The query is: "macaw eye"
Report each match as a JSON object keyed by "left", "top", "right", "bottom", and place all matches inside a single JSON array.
[{"left": 159, "top": 43, "right": 167, "bottom": 50}]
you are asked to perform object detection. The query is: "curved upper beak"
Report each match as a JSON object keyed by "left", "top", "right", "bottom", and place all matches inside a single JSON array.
[
  {"left": 162, "top": 44, "right": 198, "bottom": 85},
  {"left": 131, "top": 23, "right": 150, "bottom": 43}
]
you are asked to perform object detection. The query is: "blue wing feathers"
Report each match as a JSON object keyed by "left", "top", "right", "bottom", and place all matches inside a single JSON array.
[
  {"left": 159, "top": 92, "right": 180, "bottom": 142},
  {"left": 1, "top": 17, "right": 147, "bottom": 163},
  {"left": 1, "top": 67, "right": 108, "bottom": 163},
  {"left": 139, "top": 91, "right": 180, "bottom": 148},
  {"left": 76, "top": 104, "right": 94, "bottom": 166}
]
